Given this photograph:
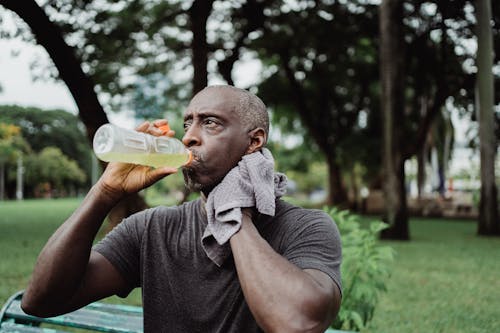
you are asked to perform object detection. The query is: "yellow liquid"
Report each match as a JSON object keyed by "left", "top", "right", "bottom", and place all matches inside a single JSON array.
[{"left": 97, "top": 152, "right": 189, "bottom": 168}]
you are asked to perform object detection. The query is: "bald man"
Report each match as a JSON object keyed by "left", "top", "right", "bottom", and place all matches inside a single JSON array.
[{"left": 22, "top": 85, "right": 342, "bottom": 333}]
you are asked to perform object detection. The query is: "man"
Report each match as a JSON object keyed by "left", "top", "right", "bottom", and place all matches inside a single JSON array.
[{"left": 22, "top": 85, "right": 342, "bottom": 332}]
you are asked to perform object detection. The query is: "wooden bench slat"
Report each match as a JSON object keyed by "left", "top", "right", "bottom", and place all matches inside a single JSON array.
[
  {"left": 5, "top": 300, "right": 142, "bottom": 333},
  {"left": 85, "top": 303, "right": 143, "bottom": 315},
  {"left": 0, "top": 321, "right": 69, "bottom": 333}
]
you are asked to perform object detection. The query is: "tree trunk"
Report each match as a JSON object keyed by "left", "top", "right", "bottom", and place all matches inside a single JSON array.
[
  {"left": 416, "top": 96, "right": 430, "bottom": 200},
  {"left": 417, "top": 141, "right": 427, "bottom": 199},
  {"left": 279, "top": 53, "right": 349, "bottom": 208},
  {"left": 189, "top": 0, "right": 214, "bottom": 96},
  {"left": 350, "top": 166, "right": 359, "bottom": 211},
  {"left": 1, "top": 0, "right": 147, "bottom": 225},
  {"left": 326, "top": 153, "right": 348, "bottom": 207},
  {"left": 441, "top": 119, "right": 452, "bottom": 196},
  {"left": 16, "top": 154, "right": 23, "bottom": 200},
  {"left": 475, "top": 0, "right": 499, "bottom": 235},
  {"left": 384, "top": 159, "right": 409, "bottom": 238},
  {"left": 379, "top": 0, "right": 409, "bottom": 240},
  {"left": 0, "top": 161, "right": 4, "bottom": 200}
]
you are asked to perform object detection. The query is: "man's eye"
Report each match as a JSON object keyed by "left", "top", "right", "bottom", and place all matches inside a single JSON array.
[
  {"left": 183, "top": 122, "right": 191, "bottom": 130},
  {"left": 203, "top": 119, "right": 218, "bottom": 127}
]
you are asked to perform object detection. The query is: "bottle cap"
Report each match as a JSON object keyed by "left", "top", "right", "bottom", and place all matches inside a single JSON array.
[{"left": 183, "top": 151, "right": 194, "bottom": 166}]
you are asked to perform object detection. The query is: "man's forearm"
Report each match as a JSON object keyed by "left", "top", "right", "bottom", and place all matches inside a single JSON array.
[
  {"left": 230, "top": 216, "right": 338, "bottom": 333},
  {"left": 23, "top": 182, "right": 121, "bottom": 309}
]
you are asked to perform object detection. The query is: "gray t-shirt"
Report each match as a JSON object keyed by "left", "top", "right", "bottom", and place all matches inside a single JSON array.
[{"left": 94, "top": 198, "right": 342, "bottom": 332}]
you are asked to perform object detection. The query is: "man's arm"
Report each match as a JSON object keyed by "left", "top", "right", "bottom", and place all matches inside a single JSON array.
[
  {"left": 230, "top": 213, "right": 341, "bottom": 333},
  {"left": 21, "top": 120, "right": 177, "bottom": 317}
]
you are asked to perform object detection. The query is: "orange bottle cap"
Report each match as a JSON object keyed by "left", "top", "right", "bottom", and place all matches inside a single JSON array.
[{"left": 183, "top": 151, "right": 194, "bottom": 166}]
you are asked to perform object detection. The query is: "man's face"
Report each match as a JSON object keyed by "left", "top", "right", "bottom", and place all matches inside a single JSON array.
[{"left": 181, "top": 88, "right": 251, "bottom": 194}]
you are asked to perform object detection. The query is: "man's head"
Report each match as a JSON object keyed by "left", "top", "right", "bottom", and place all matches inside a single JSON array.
[{"left": 181, "top": 85, "right": 269, "bottom": 194}]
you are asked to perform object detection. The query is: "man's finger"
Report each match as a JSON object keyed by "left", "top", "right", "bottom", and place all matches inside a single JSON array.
[
  {"left": 135, "top": 121, "right": 150, "bottom": 131},
  {"left": 147, "top": 167, "right": 178, "bottom": 184}
]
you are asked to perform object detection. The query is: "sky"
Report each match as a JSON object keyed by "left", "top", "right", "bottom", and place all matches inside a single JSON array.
[
  {"left": 0, "top": 41, "right": 74, "bottom": 110},
  {"left": 0, "top": 37, "right": 136, "bottom": 127}
]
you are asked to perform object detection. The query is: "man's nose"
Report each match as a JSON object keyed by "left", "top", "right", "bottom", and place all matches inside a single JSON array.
[{"left": 182, "top": 126, "right": 201, "bottom": 147}]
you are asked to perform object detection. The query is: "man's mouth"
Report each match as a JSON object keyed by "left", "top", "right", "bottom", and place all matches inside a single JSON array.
[
  {"left": 193, "top": 149, "right": 206, "bottom": 161},
  {"left": 183, "top": 150, "right": 203, "bottom": 170}
]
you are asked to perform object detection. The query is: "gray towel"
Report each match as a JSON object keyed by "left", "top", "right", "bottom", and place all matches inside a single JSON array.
[{"left": 202, "top": 148, "right": 287, "bottom": 266}]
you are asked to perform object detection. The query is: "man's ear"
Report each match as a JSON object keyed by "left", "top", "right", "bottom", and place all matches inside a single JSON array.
[{"left": 246, "top": 128, "right": 266, "bottom": 154}]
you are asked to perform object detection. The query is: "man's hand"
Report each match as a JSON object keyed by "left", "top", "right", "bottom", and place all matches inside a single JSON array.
[{"left": 97, "top": 120, "right": 179, "bottom": 199}]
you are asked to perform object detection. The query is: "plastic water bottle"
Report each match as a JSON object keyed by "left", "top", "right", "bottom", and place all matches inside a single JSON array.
[{"left": 93, "top": 123, "right": 192, "bottom": 168}]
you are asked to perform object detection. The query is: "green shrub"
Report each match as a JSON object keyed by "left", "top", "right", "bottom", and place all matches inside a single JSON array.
[{"left": 325, "top": 207, "right": 395, "bottom": 332}]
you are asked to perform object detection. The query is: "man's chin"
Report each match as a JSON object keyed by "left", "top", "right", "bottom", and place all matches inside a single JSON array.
[
  {"left": 182, "top": 169, "right": 200, "bottom": 191},
  {"left": 182, "top": 168, "right": 218, "bottom": 195},
  {"left": 182, "top": 168, "right": 208, "bottom": 193}
]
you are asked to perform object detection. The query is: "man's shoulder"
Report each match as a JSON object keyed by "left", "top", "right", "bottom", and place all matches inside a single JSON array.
[{"left": 275, "top": 199, "right": 332, "bottom": 222}]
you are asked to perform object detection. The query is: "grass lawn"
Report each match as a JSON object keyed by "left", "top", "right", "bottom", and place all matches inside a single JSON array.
[
  {"left": 364, "top": 217, "right": 500, "bottom": 333},
  {"left": 1, "top": 198, "right": 499, "bottom": 332},
  {"left": 0, "top": 199, "right": 85, "bottom": 305},
  {"left": 0, "top": 198, "right": 143, "bottom": 308}
]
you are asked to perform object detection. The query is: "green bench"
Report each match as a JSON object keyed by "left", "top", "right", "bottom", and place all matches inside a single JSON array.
[
  {"left": 0, "top": 291, "right": 142, "bottom": 332},
  {"left": 1, "top": 291, "right": 351, "bottom": 333}
]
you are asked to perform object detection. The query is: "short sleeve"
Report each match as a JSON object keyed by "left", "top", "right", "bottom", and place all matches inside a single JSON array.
[
  {"left": 93, "top": 209, "right": 150, "bottom": 296},
  {"left": 280, "top": 210, "right": 342, "bottom": 294}
]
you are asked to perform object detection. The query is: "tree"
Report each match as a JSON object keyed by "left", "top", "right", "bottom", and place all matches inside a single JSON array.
[
  {"left": 251, "top": 1, "right": 380, "bottom": 206},
  {"left": 0, "top": 105, "right": 92, "bottom": 179},
  {"left": 248, "top": 1, "right": 476, "bottom": 211},
  {"left": 379, "top": 0, "right": 409, "bottom": 239},
  {"left": 0, "top": 105, "right": 95, "bottom": 198},
  {"left": 401, "top": 1, "right": 469, "bottom": 200},
  {"left": 367, "top": 0, "right": 478, "bottom": 237},
  {"left": 23, "top": 147, "right": 86, "bottom": 198},
  {"left": 0, "top": 123, "right": 30, "bottom": 200},
  {"left": 36, "top": 0, "right": 215, "bottom": 111},
  {"left": 475, "top": 0, "right": 499, "bottom": 235}
]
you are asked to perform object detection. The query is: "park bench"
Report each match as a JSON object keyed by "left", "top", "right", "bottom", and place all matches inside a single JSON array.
[
  {"left": 1, "top": 290, "right": 351, "bottom": 333},
  {"left": 0, "top": 291, "right": 142, "bottom": 333}
]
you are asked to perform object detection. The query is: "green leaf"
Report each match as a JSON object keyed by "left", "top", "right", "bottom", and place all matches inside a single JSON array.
[{"left": 325, "top": 205, "right": 395, "bottom": 331}]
